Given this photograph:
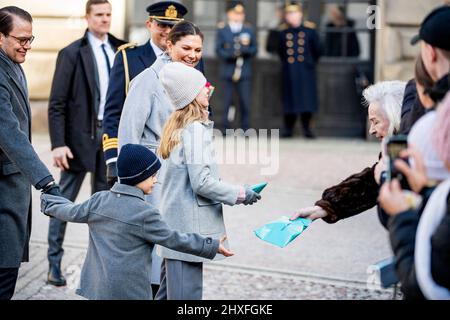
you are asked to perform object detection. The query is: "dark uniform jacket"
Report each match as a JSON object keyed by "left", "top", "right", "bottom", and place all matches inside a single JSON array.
[
  {"left": 48, "top": 30, "right": 126, "bottom": 172},
  {"left": 102, "top": 41, "right": 205, "bottom": 164},
  {"left": 215, "top": 23, "right": 257, "bottom": 80},
  {"left": 0, "top": 50, "right": 53, "bottom": 267},
  {"left": 275, "top": 22, "right": 321, "bottom": 114}
]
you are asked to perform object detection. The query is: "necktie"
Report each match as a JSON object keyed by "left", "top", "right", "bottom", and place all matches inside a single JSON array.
[{"left": 101, "top": 43, "right": 111, "bottom": 75}]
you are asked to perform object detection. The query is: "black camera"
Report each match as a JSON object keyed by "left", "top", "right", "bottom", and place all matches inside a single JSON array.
[{"left": 385, "top": 135, "right": 410, "bottom": 190}]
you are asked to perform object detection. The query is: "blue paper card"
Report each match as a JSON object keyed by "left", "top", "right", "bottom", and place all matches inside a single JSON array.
[
  {"left": 254, "top": 216, "right": 312, "bottom": 248},
  {"left": 251, "top": 182, "right": 268, "bottom": 194}
]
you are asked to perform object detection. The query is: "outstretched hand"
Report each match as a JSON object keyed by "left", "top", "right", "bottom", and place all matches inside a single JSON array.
[
  {"left": 290, "top": 205, "right": 327, "bottom": 221},
  {"left": 243, "top": 186, "right": 261, "bottom": 205},
  {"left": 218, "top": 236, "right": 234, "bottom": 257}
]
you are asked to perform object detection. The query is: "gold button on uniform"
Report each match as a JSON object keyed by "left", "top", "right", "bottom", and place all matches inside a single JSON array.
[
  {"left": 298, "top": 39, "right": 305, "bottom": 46},
  {"left": 286, "top": 40, "right": 294, "bottom": 48},
  {"left": 287, "top": 48, "right": 294, "bottom": 56},
  {"left": 298, "top": 47, "right": 304, "bottom": 54},
  {"left": 299, "top": 31, "right": 305, "bottom": 38},
  {"left": 298, "top": 55, "right": 304, "bottom": 62},
  {"left": 288, "top": 57, "right": 295, "bottom": 64},
  {"left": 286, "top": 33, "right": 294, "bottom": 40}
]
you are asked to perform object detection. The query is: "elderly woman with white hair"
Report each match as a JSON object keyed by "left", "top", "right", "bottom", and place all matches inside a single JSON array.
[{"left": 291, "top": 80, "right": 406, "bottom": 225}]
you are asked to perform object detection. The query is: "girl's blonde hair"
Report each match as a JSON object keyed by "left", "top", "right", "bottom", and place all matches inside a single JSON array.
[{"left": 159, "top": 100, "right": 208, "bottom": 160}]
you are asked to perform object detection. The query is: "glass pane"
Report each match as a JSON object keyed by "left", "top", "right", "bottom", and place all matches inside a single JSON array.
[
  {"left": 257, "top": 30, "right": 272, "bottom": 59},
  {"left": 257, "top": 1, "right": 282, "bottom": 29},
  {"left": 201, "top": 30, "right": 217, "bottom": 58},
  {"left": 320, "top": 2, "right": 372, "bottom": 58},
  {"left": 194, "top": 0, "right": 220, "bottom": 27}
]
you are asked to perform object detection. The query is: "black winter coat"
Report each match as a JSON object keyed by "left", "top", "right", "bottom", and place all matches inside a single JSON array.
[
  {"left": 388, "top": 191, "right": 450, "bottom": 299},
  {"left": 48, "top": 31, "right": 126, "bottom": 172}
]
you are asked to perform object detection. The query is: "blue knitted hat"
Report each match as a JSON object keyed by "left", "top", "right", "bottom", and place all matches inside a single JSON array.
[{"left": 117, "top": 144, "right": 161, "bottom": 186}]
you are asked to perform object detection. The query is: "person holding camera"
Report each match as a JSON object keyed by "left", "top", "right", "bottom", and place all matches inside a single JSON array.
[
  {"left": 290, "top": 81, "right": 406, "bottom": 225},
  {"left": 379, "top": 93, "right": 450, "bottom": 299}
]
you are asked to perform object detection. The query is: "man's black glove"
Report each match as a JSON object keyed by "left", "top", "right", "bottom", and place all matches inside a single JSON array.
[
  {"left": 106, "top": 162, "right": 118, "bottom": 188},
  {"left": 243, "top": 186, "right": 261, "bottom": 205},
  {"left": 42, "top": 182, "right": 62, "bottom": 197}
]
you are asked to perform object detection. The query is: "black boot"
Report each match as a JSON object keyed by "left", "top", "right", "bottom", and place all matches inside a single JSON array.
[
  {"left": 282, "top": 114, "right": 296, "bottom": 138},
  {"left": 47, "top": 264, "right": 66, "bottom": 287},
  {"left": 301, "top": 112, "right": 316, "bottom": 139}
]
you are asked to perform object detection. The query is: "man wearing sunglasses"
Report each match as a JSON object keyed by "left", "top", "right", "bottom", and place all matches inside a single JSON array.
[{"left": 0, "top": 6, "right": 58, "bottom": 300}]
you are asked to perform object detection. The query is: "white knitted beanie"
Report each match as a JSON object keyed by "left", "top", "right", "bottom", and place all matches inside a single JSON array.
[
  {"left": 159, "top": 62, "right": 207, "bottom": 110},
  {"left": 408, "top": 111, "right": 450, "bottom": 181}
]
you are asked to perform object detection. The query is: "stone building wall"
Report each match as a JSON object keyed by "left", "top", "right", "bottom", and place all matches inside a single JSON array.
[
  {"left": 0, "top": 0, "right": 126, "bottom": 100},
  {"left": 375, "top": 0, "right": 447, "bottom": 82}
]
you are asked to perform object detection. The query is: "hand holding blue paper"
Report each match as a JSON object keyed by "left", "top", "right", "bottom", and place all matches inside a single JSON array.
[{"left": 254, "top": 216, "right": 312, "bottom": 248}]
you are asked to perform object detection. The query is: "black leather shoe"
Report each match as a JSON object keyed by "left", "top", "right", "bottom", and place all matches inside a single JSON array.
[
  {"left": 47, "top": 264, "right": 67, "bottom": 287},
  {"left": 303, "top": 129, "right": 316, "bottom": 139}
]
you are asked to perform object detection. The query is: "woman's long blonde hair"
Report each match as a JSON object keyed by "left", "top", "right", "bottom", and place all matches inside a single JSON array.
[{"left": 159, "top": 100, "right": 208, "bottom": 160}]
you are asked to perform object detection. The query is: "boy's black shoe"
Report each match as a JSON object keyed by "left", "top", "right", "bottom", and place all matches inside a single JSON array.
[{"left": 47, "top": 264, "right": 67, "bottom": 287}]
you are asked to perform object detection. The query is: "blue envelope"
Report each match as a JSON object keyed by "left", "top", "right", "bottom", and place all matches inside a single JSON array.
[
  {"left": 251, "top": 182, "right": 268, "bottom": 194},
  {"left": 254, "top": 216, "right": 312, "bottom": 248}
]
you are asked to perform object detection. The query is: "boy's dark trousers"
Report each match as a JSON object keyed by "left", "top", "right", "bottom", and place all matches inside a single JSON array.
[{"left": 0, "top": 268, "right": 19, "bottom": 300}]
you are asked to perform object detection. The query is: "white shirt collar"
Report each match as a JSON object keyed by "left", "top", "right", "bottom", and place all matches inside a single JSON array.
[
  {"left": 150, "top": 39, "right": 165, "bottom": 57},
  {"left": 87, "top": 31, "right": 109, "bottom": 48}
]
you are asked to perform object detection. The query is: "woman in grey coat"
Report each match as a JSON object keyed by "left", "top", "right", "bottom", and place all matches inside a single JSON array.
[
  {"left": 157, "top": 62, "right": 261, "bottom": 300},
  {"left": 117, "top": 21, "right": 205, "bottom": 296}
]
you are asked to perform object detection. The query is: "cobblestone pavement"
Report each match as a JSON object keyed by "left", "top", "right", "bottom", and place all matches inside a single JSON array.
[
  {"left": 13, "top": 243, "right": 398, "bottom": 300},
  {"left": 17, "top": 133, "right": 399, "bottom": 300}
]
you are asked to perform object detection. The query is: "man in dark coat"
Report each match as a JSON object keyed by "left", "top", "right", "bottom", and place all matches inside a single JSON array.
[
  {"left": 324, "top": 5, "right": 360, "bottom": 57},
  {"left": 47, "top": 0, "right": 126, "bottom": 286},
  {"left": 0, "top": 6, "right": 57, "bottom": 300},
  {"left": 216, "top": 1, "right": 257, "bottom": 131},
  {"left": 102, "top": 1, "right": 198, "bottom": 187},
  {"left": 272, "top": 2, "right": 321, "bottom": 138}
]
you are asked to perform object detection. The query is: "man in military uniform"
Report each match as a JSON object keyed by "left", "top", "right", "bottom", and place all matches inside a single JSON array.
[
  {"left": 102, "top": 1, "right": 192, "bottom": 187},
  {"left": 216, "top": 1, "right": 257, "bottom": 131},
  {"left": 269, "top": 2, "right": 321, "bottom": 138}
]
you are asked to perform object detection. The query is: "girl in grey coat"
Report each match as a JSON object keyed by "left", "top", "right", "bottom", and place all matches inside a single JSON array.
[
  {"left": 40, "top": 144, "right": 232, "bottom": 300},
  {"left": 157, "top": 62, "right": 261, "bottom": 300},
  {"left": 117, "top": 21, "right": 205, "bottom": 294}
]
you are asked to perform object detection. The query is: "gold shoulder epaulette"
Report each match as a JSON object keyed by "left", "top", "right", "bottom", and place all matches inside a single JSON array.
[
  {"left": 117, "top": 42, "right": 138, "bottom": 52},
  {"left": 304, "top": 21, "right": 317, "bottom": 29},
  {"left": 217, "top": 21, "right": 226, "bottom": 29},
  {"left": 278, "top": 23, "right": 289, "bottom": 31}
]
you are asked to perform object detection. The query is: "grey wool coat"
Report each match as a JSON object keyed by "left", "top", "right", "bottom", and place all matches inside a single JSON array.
[
  {"left": 157, "top": 121, "right": 241, "bottom": 263},
  {"left": 0, "top": 50, "right": 53, "bottom": 268},
  {"left": 40, "top": 183, "right": 219, "bottom": 300},
  {"left": 118, "top": 53, "right": 172, "bottom": 153}
]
